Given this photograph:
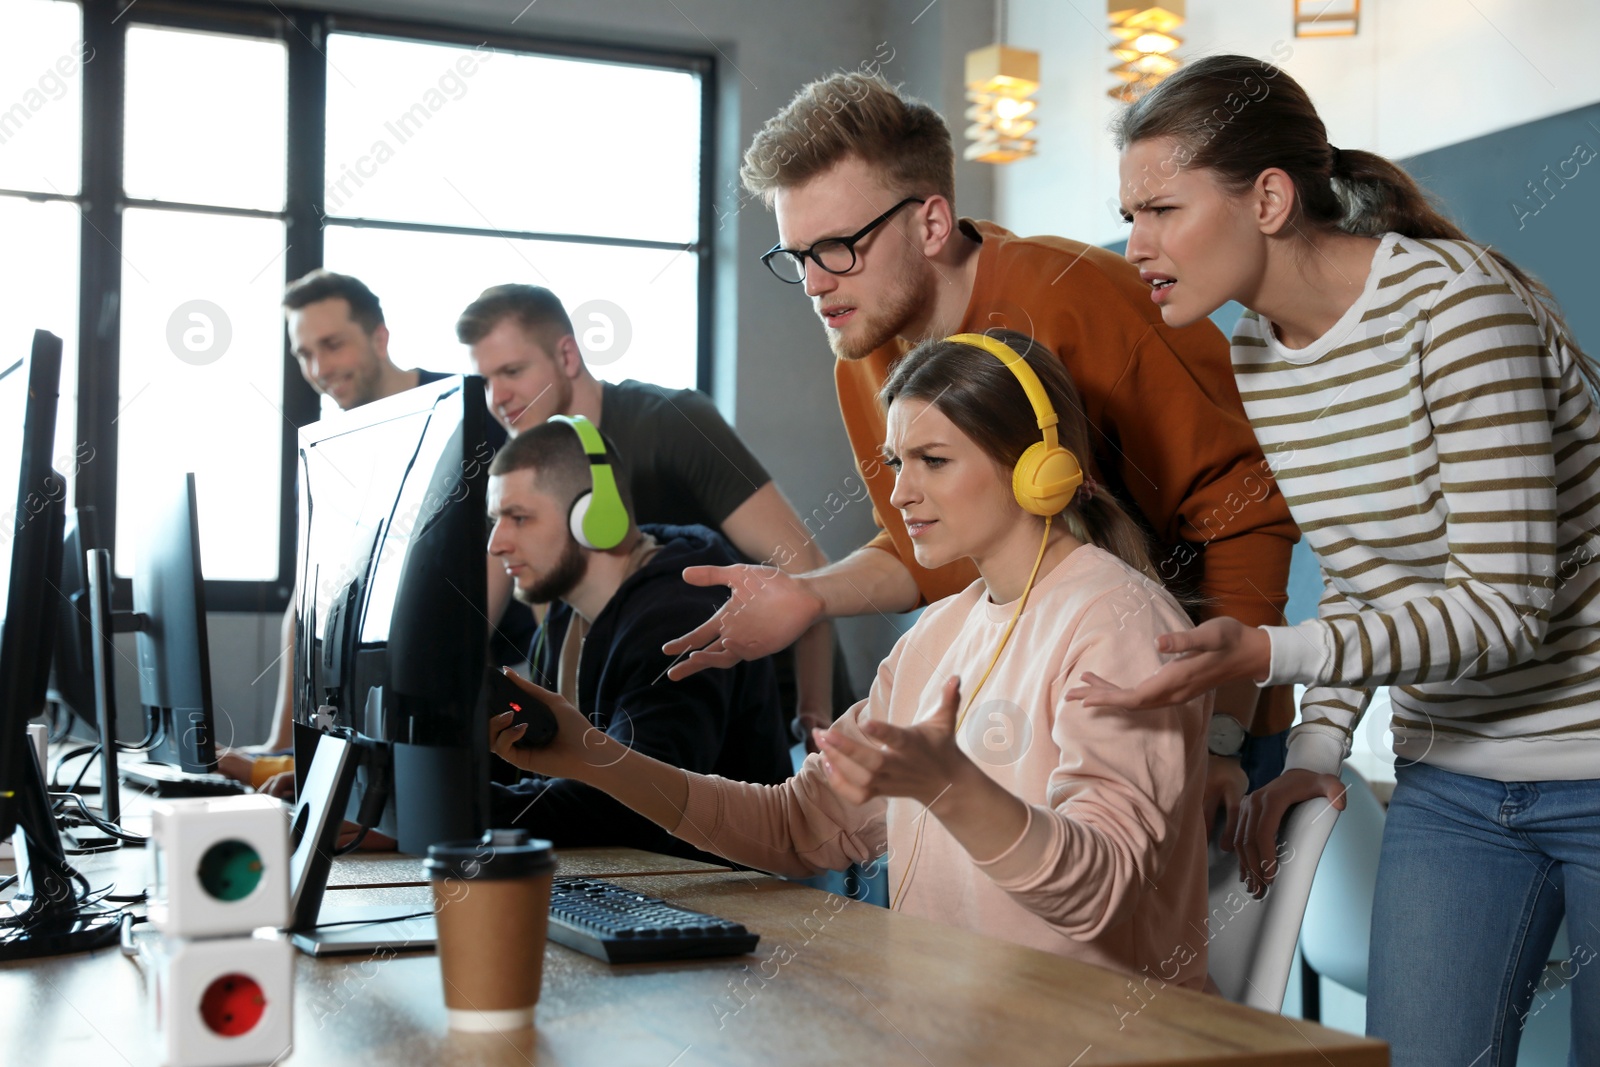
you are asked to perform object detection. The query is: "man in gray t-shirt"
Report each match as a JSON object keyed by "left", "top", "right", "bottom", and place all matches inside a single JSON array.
[
  {"left": 599, "top": 379, "right": 767, "bottom": 531},
  {"left": 459, "top": 285, "right": 846, "bottom": 742}
]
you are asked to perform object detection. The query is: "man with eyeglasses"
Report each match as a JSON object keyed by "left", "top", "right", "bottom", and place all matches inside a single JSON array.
[{"left": 663, "top": 72, "right": 1302, "bottom": 845}]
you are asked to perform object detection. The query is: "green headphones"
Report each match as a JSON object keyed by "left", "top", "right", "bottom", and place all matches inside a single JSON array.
[{"left": 548, "top": 414, "right": 630, "bottom": 550}]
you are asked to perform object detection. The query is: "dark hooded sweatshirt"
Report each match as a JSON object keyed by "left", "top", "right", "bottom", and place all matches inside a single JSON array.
[{"left": 491, "top": 524, "right": 792, "bottom": 861}]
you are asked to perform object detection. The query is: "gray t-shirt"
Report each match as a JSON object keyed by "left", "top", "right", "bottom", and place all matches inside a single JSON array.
[{"left": 601, "top": 379, "right": 770, "bottom": 533}]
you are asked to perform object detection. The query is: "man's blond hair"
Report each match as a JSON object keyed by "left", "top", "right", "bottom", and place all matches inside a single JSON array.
[{"left": 740, "top": 72, "right": 955, "bottom": 206}]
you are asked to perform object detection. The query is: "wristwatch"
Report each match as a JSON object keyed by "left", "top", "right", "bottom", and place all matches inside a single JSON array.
[{"left": 1207, "top": 714, "right": 1248, "bottom": 758}]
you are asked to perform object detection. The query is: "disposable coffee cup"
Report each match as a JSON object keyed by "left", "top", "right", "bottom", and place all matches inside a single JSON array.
[{"left": 425, "top": 829, "right": 557, "bottom": 1032}]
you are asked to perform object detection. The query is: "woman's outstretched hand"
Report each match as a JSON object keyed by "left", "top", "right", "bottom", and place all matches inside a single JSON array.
[
  {"left": 1064, "top": 617, "right": 1273, "bottom": 710},
  {"left": 816, "top": 676, "right": 1031, "bottom": 868},
  {"left": 814, "top": 676, "right": 970, "bottom": 809}
]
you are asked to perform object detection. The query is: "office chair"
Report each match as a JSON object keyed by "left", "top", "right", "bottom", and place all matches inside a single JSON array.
[
  {"left": 1299, "top": 766, "right": 1385, "bottom": 998},
  {"left": 1205, "top": 789, "right": 1341, "bottom": 1011}
]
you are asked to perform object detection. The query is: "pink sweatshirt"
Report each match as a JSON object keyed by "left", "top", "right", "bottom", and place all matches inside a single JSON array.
[{"left": 671, "top": 545, "right": 1211, "bottom": 989}]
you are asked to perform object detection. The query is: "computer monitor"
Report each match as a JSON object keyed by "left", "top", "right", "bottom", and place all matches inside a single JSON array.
[
  {"left": 0, "top": 330, "right": 121, "bottom": 959},
  {"left": 0, "top": 332, "right": 66, "bottom": 841},
  {"left": 39, "top": 505, "right": 125, "bottom": 837},
  {"left": 290, "top": 374, "right": 491, "bottom": 862},
  {"left": 133, "top": 473, "right": 218, "bottom": 773},
  {"left": 47, "top": 506, "right": 102, "bottom": 739}
]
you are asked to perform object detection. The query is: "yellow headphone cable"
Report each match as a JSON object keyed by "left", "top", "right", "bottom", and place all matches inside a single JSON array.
[{"left": 888, "top": 514, "right": 1054, "bottom": 912}]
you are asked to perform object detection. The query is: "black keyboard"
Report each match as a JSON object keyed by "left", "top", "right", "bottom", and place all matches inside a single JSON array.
[
  {"left": 120, "top": 761, "right": 248, "bottom": 797},
  {"left": 547, "top": 877, "right": 760, "bottom": 964}
]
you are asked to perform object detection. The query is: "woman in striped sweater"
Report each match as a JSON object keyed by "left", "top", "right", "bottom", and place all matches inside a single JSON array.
[{"left": 1070, "top": 55, "right": 1600, "bottom": 1065}]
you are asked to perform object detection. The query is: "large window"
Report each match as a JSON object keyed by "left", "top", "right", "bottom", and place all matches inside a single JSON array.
[
  {"left": 319, "top": 32, "right": 705, "bottom": 413},
  {"left": 116, "top": 24, "right": 289, "bottom": 581},
  {"left": 4, "top": 0, "right": 713, "bottom": 609},
  {"left": 0, "top": 0, "right": 84, "bottom": 511}
]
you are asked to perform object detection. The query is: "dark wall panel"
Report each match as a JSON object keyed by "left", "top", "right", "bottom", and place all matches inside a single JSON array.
[{"left": 1407, "top": 101, "right": 1600, "bottom": 353}]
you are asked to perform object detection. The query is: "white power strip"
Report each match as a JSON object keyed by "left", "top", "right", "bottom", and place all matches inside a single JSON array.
[{"left": 149, "top": 795, "right": 295, "bottom": 1066}]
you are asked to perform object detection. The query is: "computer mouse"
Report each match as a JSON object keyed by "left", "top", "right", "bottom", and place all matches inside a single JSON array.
[{"left": 485, "top": 668, "right": 558, "bottom": 748}]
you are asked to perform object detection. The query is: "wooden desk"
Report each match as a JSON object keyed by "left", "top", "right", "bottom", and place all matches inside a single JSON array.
[
  {"left": 1, "top": 854, "right": 1386, "bottom": 1066},
  {"left": 2, "top": 841, "right": 728, "bottom": 893},
  {"left": 325, "top": 847, "right": 730, "bottom": 889}
]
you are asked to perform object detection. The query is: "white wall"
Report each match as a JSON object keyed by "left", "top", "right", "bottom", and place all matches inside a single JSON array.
[{"left": 998, "top": 0, "right": 1600, "bottom": 247}]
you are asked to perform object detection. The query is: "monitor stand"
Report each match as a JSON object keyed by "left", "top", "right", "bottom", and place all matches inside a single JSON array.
[
  {"left": 86, "top": 548, "right": 123, "bottom": 828},
  {"left": 0, "top": 749, "right": 121, "bottom": 961},
  {"left": 285, "top": 730, "right": 436, "bottom": 957},
  {"left": 52, "top": 550, "right": 132, "bottom": 854},
  {"left": 58, "top": 824, "right": 118, "bottom": 852}
]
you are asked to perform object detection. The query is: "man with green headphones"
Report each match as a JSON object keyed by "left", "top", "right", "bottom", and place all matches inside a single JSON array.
[
  {"left": 458, "top": 282, "right": 846, "bottom": 752},
  {"left": 483, "top": 415, "right": 792, "bottom": 853}
]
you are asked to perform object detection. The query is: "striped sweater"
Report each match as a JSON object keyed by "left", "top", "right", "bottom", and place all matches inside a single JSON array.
[{"left": 1234, "top": 233, "right": 1600, "bottom": 782}]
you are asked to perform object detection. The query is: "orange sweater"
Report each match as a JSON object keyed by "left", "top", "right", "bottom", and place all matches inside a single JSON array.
[{"left": 835, "top": 219, "right": 1299, "bottom": 733}]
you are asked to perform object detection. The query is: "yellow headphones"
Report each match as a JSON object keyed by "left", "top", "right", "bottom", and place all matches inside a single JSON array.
[{"left": 944, "top": 333, "right": 1084, "bottom": 515}]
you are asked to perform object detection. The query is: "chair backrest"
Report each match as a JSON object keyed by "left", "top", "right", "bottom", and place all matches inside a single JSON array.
[
  {"left": 1299, "top": 767, "right": 1387, "bottom": 995},
  {"left": 1205, "top": 794, "right": 1341, "bottom": 1011}
]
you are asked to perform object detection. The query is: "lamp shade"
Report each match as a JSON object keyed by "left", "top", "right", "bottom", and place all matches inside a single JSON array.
[
  {"left": 964, "top": 44, "right": 1040, "bottom": 164},
  {"left": 1107, "top": 1, "right": 1185, "bottom": 102}
]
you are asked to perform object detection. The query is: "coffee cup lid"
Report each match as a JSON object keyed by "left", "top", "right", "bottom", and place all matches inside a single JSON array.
[{"left": 425, "top": 828, "right": 557, "bottom": 881}]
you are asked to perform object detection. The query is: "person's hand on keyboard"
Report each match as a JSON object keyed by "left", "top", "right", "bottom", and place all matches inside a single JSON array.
[
  {"left": 258, "top": 770, "right": 297, "bottom": 801},
  {"left": 216, "top": 749, "right": 256, "bottom": 784},
  {"left": 218, "top": 748, "right": 296, "bottom": 790}
]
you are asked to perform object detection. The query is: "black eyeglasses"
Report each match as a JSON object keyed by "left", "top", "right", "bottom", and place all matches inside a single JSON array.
[{"left": 760, "top": 197, "right": 927, "bottom": 284}]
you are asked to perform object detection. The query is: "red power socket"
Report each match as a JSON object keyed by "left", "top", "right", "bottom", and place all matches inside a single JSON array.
[{"left": 200, "top": 973, "right": 267, "bottom": 1036}]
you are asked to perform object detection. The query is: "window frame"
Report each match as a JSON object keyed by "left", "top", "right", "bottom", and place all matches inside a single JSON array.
[{"left": 67, "top": 0, "right": 716, "bottom": 612}]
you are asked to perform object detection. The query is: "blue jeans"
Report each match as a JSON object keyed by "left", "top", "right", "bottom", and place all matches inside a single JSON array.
[{"left": 1368, "top": 761, "right": 1600, "bottom": 1067}]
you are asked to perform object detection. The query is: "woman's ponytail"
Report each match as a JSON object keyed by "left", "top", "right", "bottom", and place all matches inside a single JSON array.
[
  {"left": 1332, "top": 148, "right": 1463, "bottom": 239},
  {"left": 1062, "top": 490, "right": 1161, "bottom": 586}
]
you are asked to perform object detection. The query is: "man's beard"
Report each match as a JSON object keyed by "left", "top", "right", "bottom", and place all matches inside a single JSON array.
[
  {"left": 827, "top": 263, "right": 934, "bottom": 361},
  {"left": 341, "top": 352, "right": 390, "bottom": 409},
  {"left": 512, "top": 534, "right": 588, "bottom": 606}
]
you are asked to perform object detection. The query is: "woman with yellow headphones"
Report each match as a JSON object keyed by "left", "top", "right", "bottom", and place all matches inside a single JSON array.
[{"left": 489, "top": 330, "right": 1212, "bottom": 987}]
